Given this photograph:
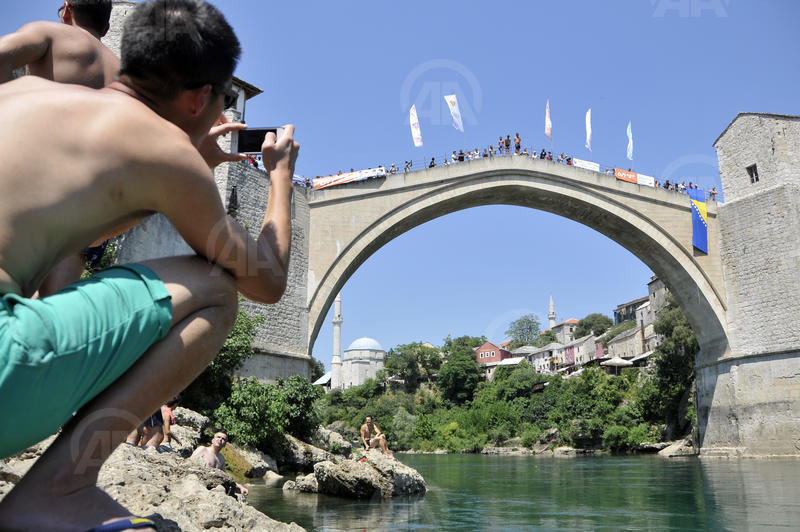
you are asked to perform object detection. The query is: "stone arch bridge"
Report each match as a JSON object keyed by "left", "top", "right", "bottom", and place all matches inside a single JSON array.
[{"left": 303, "top": 151, "right": 800, "bottom": 458}]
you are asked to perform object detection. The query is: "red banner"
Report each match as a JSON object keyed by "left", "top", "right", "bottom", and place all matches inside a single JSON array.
[{"left": 614, "top": 168, "right": 638, "bottom": 184}]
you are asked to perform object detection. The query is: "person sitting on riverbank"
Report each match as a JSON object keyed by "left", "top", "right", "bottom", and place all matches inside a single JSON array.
[
  {"left": 191, "top": 432, "right": 248, "bottom": 495},
  {"left": 360, "top": 415, "right": 392, "bottom": 457}
]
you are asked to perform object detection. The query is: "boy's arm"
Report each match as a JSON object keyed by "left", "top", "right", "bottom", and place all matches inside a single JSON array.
[
  {"left": 158, "top": 126, "right": 298, "bottom": 304},
  {"left": 0, "top": 23, "right": 50, "bottom": 82}
]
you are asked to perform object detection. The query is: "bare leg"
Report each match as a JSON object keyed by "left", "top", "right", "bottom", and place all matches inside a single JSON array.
[
  {"left": 144, "top": 427, "right": 165, "bottom": 448},
  {"left": 0, "top": 256, "right": 238, "bottom": 532},
  {"left": 124, "top": 427, "right": 142, "bottom": 446},
  {"left": 377, "top": 435, "right": 392, "bottom": 456}
]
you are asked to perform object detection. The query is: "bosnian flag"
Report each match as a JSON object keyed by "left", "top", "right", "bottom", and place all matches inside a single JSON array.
[
  {"left": 409, "top": 105, "right": 423, "bottom": 147},
  {"left": 585, "top": 108, "right": 592, "bottom": 152},
  {"left": 545, "top": 99, "right": 553, "bottom": 141},
  {"left": 689, "top": 188, "right": 708, "bottom": 253},
  {"left": 443, "top": 94, "right": 464, "bottom": 132},
  {"left": 626, "top": 121, "right": 634, "bottom": 161}
]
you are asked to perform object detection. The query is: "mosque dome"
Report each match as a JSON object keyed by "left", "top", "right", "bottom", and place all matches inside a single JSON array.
[{"left": 345, "top": 337, "right": 384, "bottom": 352}]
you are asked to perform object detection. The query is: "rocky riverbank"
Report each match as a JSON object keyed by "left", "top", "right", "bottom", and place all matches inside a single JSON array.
[{"left": 0, "top": 409, "right": 432, "bottom": 530}]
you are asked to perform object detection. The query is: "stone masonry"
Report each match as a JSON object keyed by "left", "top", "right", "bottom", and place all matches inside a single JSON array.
[{"left": 698, "top": 112, "right": 800, "bottom": 456}]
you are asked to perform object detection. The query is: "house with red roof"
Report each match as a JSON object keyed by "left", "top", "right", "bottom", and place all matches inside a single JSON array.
[{"left": 475, "top": 341, "right": 511, "bottom": 365}]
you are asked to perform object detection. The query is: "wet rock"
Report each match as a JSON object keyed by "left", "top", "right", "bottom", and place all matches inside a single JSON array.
[
  {"left": 230, "top": 443, "right": 279, "bottom": 478},
  {"left": 659, "top": 436, "right": 696, "bottom": 458},
  {"left": 282, "top": 434, "right": 331, "bottom": 472},
  {"left": 311, "top": 450, "right": 427, "bottom": 499},
  {"left": 293, "top": 473, "right": 319, "bottom": 493}
]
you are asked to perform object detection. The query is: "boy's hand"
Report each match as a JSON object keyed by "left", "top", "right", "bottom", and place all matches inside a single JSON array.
[
  {"left": 261, "top": 124, "right": 299, "bottom": 179},
  {"left": 198, "top": 113, "right": 248, "bottom": 168}
]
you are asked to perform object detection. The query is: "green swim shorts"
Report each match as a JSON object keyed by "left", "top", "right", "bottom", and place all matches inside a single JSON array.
[{"left": 0, "top": 263, "right": 172, "bottom": 458}]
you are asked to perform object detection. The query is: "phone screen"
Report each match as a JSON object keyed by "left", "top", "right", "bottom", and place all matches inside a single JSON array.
[{"left": 237, "top": 128, "right": 280, "bottom": 153}]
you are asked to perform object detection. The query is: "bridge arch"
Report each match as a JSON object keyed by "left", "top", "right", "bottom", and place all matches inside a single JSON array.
[{"left": 307, "top": 159, "right": 729, "bottom": 364}]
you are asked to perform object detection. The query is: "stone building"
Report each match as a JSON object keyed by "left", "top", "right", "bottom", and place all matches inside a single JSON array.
[
  {"left": 337, "top": 337, "right": 386, "bottom": 389},
  {"left": 613, "top": 296, "right": 649, "bottom": 324}
]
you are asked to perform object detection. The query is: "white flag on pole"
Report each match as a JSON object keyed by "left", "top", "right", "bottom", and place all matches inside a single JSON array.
[
  {"left": 443, "top": 94, "right": 464, "bottom": 132},
  {"left": 626, "top": 121, "right": 634, "bottom": 161},
  {"left": 585, "top": 108, "right": 592, "bottom": 152},
  {"left": 409, "top": 105, "right": 423, "bottom": 147},
  {"left": 545, "top": 99, "right": 552, "bottom": 141}
]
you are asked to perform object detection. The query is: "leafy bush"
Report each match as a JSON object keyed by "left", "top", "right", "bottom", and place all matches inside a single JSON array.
[
  {"left": 392, "top": 407, "right": 417, "bottom": 450},
  {"left": 520, "top": 424, "right": 543, "bottom": 448},
  {"left": 182, "top": 307, "right": 263, "bottom": 416},
  {"left": 602, "top": 425, "right": 630, "bottom": 451},
  {"left": 213, "top": 376, "right": 321, "bottom": 457}
]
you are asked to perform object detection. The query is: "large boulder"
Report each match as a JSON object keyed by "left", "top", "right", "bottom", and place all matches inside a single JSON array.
[
  {"left": 311, "top": 426, "right": 353, "bottom": 456},
  {"left": 284, "top": 450, "right": 426, "bottom": 499},
  {"left": 1, "top": 439, "right": 303, "bottom": 531},
  {"left": 169, "top": 424, "right": 201, "bottom": 458},
  {"left": 659, "top": 436, "right": 697, "bottom": 458},
  {"left": 172, "top": 407, "right": 211, "bottom": 433},
  {"left": 226, "top": 443, "right": 279, "bottom": 478},
  {"left": 282, "top": 434, "right": 331, "bottom": 472}
]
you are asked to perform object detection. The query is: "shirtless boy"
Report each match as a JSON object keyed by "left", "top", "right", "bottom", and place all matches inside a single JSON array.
[
  {"left": 191, "top": 431, "right": 248, "bottom": 495},
  {"left": 360, "top": 416, "right": 392, "bottom": 456},
  {"left": 0, "top": 1, "right": 296, "bottom": 530}
]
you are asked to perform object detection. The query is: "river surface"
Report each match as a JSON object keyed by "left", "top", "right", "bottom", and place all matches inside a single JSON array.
[{"left": 247, "top": 454, "right": 800, "bottom": 531}]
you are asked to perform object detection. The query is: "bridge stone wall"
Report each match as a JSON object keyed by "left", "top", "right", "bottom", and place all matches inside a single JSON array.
[{"left": 699, "top": 113, "right": 800, "bottom": 456}]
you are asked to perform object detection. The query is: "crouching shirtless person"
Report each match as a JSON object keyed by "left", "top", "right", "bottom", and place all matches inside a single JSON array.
[
  {"left": 0, "top": 1, "right": 297, "bottom": 530},
  {"left": 191, "top": 431, "right": 248, "bottom": 495}
]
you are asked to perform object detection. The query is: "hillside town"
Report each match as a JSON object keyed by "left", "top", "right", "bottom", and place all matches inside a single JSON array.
[{"left": 317, "top": 275, "right": 668, "bottom": 390}]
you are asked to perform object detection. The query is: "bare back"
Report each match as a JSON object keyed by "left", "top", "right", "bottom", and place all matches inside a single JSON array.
[
  {"left": 0, "top": 77, "right": 217, "bottom": 297},
  {"left": 2, "top": 21, "right": 119, "bottom": 88}
]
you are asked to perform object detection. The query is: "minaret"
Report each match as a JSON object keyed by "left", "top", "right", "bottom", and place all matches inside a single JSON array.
[
  {"left": 548, "top": 295, "right": 556, "bottom": 329},
  {"left": 331, "top": 293, "right": 343, "bottom": 389}
]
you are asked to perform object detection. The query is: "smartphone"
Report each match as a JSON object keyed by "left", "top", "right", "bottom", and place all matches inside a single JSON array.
[{"left": 237, "top": 127, "right": 285, "bottom": 153}]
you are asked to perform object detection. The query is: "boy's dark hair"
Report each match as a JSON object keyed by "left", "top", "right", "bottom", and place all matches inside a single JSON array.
[
  {"left": 120, "top": 0, "right": 241, "bottom": 100},
  {"left": 67, "top": 0, "right": 113, "bottom": 37}
]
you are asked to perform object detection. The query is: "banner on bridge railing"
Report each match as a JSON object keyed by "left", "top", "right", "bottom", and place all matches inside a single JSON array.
[
  {"left": 614, "top": 168, "right": 638, "bottom": 184},
  {"left": 573, "top": 158, "right": 600, "bottom": 172},
  {"left": 637, "top": 173, "right": 655, "bottom": 187},
  {"left": 312, "top": 167, "right": 387, "bottom": 190}
]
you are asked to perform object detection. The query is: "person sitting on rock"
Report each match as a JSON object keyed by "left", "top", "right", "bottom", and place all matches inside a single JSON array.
[
  {"left": 191, "top": 431, "right": 248, "bottom": 495},
  {"left": 360, "top": 415, "right": 391, "bottom": 457}
]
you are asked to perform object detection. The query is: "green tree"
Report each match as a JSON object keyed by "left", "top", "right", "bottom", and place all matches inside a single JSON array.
[
  {"left": 441, "top": 334, "right": 487, "bottom": 355},
  {"left": 182, "top": 307, "right": 264, "bottom": 416},
  {"left": 438, "top": 350, "right": 481, "bottom": 404},
  {"left": 385, "top": 342, "right": 442, "bottom": 391},
  {"left": 531, "top": 329, "right": 558, "bottom": 347},
  {"left": 213, "top": 375, "right": 322, "bottom": 457},
  {"left": 637, "top": 295, "right": 698, "bottom": 435},
  {"left": 310, "top": 357, "right": 325, "bottom": 381},
  {"left": 574, "top": 313, "right": 613, "bottom": 338},
  {"left": 505, "top": 314, "right": 542, "bottom": 346}
]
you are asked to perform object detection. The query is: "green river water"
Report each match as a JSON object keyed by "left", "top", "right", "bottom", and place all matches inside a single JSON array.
[{"left": 247, "top": 453, "right": 800, "bottom": 531}]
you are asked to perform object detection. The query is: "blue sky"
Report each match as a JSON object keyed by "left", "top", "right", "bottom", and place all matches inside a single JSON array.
[{"left": 3, "top": 1, "right": 799, "bottom": 369}]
